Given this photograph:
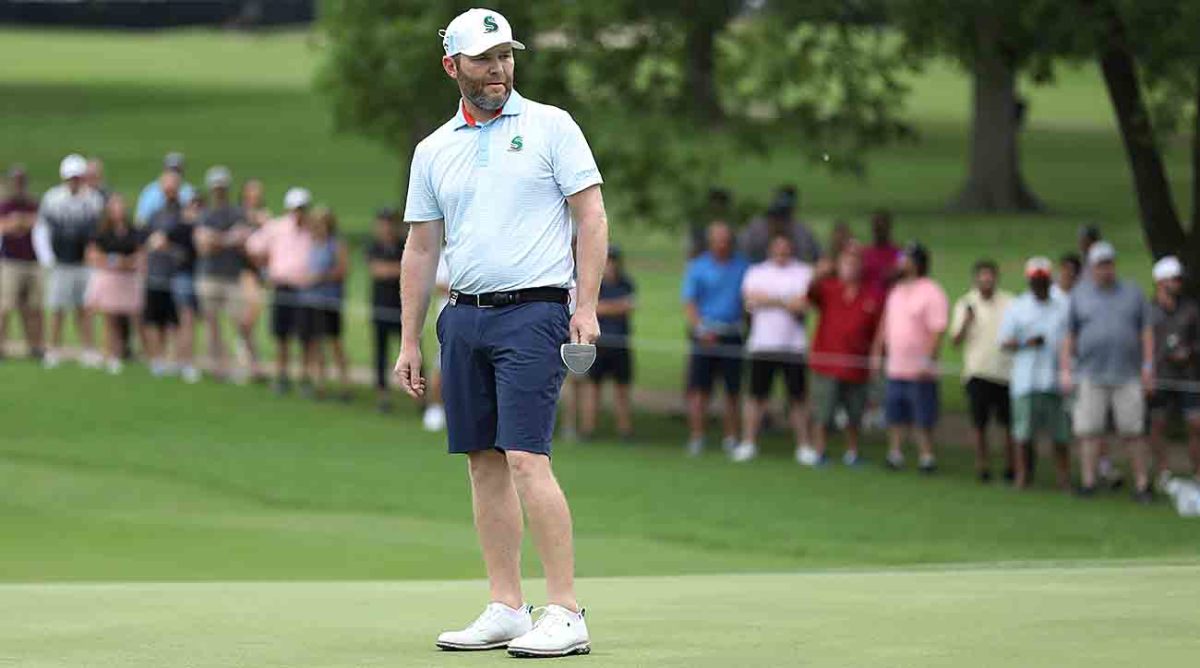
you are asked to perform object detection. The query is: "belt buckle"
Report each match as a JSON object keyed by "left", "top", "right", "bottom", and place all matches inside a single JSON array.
[{"left": 448, "top": 291, "right": 459, "bottom": 307}]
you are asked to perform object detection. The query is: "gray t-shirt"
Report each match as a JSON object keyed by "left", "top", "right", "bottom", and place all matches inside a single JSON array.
[
  {"left": 196, "top": 204, "right": 246, "bottom": 280},
  {"left": 1151, "top": 297, "right": 1200, "bottom": 382},
  {"left": 1068, "top": 278, "right": 1149, "bottom": 384}
]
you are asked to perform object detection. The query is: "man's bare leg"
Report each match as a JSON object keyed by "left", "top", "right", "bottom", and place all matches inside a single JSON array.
[
  {"left": 1080, "top": 437, "right": 1100, "bottom": 489},
  {"left": 887, "top": 426, "right": 906, "bottom": 462},
  {"left": 579, "top": 381, "right": 598, "bottom": 437},
  {"left": 468, "top": 450, "right": 524, "bottom": 610},
  {"left": 613, "top": 384, "right": 633, "bottom": 436},
  {"left": 687, "top": 390, "right": 708, "bottom": 442},
  {"left": 915, "top": 428, "right": 935, "bottom": 461},
  {"left": 722, "top": 393, "right": 740, "bottom": 442},
  {"left": 1149, "top": 415, "right": 1169, "bottom": 479},
  {"left": 740, "top": 397, "right": 765, "bottom": 445},
  {"left": 789, "top": 400, "right": 810, "bottom": 449},
  {"left": 75, "top": 307, "right": 94, "bottom": 352},
  {"left": 506, "top": 450, "right": 577, "bottom": 612},
  {"left": 1126, "top": 436, "right": 1150, "bottom": 492}
]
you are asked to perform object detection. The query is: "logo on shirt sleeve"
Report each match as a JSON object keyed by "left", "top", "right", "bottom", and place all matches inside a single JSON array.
[
  {"left": 508, "top": 135, "right": 524, "bottom": 152},
  {"left": 483, "top": 15, "right": 499, "bottom": 33}
]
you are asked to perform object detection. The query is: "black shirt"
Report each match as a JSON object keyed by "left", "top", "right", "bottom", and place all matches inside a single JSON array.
[
  {"left": 367, "top": 239, "right": 405, "bottom": 317},
  {"left": 92, "top": 227, "right": 142, "bottom": 256},
  {"left": 598, "top": 276, "right": 635, "bottom": 345}
]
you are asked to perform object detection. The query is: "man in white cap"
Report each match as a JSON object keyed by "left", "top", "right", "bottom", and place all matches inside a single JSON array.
[
  {"left": 1060, "top": 241, "right": 1155, "bottom": 501},
  {"left": 246, "top": 187, "right": 316, "bottom": 395},
  {"left": 1000, "top": 257, "right": 1071, "bottom": 489},
  {"left": 32, "top": 154, "right": 105, "bottom": 368},
  {"left": 393, "top": 7, "right": 605, "bottom": 658},
  {"left": 1147, "top": 256, "right": 1200, "bottom": 482}
]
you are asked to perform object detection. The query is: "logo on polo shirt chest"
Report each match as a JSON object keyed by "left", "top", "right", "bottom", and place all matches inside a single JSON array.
[
  {"left": 483, "top": 15, "right": 498, "bottom": 33},
  {"left": 508, "top": 135, "right": 524, "bottom": 152}
]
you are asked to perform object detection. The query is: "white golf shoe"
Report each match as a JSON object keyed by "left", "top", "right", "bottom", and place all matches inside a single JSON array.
[
  {"left": 508, "top": 605, "right": 591, "bottom": 658},
  {"left": 730, "top": 441, "right": 758, "bottom": 463},
  {"left": 436, "top": 602, "right": 532, "bottom": 651}
]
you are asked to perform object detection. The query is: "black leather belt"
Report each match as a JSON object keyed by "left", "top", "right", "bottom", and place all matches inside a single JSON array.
[{"left": 449, "top": 287, "right": 569, "bottom": 308}]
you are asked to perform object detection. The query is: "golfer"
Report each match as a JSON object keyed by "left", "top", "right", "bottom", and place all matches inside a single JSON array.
[{"left": 393, "top": 8, "right": 606, "bottom": 659}]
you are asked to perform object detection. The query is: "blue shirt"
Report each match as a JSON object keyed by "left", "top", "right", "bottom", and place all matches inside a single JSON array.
[
  {"left": 1068, "top": 278, "right": 1149, "bottom": 384},
  {"left": 998, "top": 291, "right": 1069, "bottom": 396},
  {"left": 404, "top": 90, "right": 603, "bottom": 294},
  {"left": 598, "top": 276, "right": 635, "bottom": 344},
  {"left": 304, "top": 238, "right": 343, "bottom": 304},
  {"left": 682, "top": 252, "right": 750, "bottom": 332},
  {"left": 135, "top": 179, "right": 195, "bottom": 225}
]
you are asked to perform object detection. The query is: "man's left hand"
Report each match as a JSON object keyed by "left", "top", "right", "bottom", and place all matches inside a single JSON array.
[{"left": 570, "top": 307, "right": 600, "bottom": 345}]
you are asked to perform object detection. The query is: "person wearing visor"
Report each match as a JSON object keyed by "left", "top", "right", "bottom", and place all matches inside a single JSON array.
[
  {"left": 1000, "top": 257, "right": 1071, "bottom": 489},
  {"left": 392, "top": 8, "right": 605, "bottom": 658}
]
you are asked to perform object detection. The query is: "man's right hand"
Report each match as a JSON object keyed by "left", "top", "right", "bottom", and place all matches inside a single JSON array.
[{"left": 393, "top": 341, "right": 425, "bottom": 399}]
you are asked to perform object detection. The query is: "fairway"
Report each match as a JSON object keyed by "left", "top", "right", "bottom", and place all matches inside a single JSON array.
[{"left": 3, "top": 564, "right": 1198, "bottom": 667}]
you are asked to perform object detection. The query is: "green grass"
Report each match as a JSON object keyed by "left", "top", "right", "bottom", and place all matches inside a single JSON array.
[
  {"left": 3, "top": 565, "right": 1199, "bottom": 667},
  {"left": 2, "top": 362, "right": 1198, "bottom": 584},
  {"left": 0, "top": 27, "right": 1190, "bottom": 394}
]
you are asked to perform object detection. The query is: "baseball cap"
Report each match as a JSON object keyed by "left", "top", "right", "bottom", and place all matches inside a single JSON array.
[
  {"left": 441, "top": 8, "right": 525, "bottom": 57},
  {"left": 1152, "top": 255, "right": 1184, "bottom": 282},
  {"left": 1024, "top": 256, "right": 1053, "bottom": 279},
  {"left": 1087, "top": 241, "right": 1116, "bottom": 265},
  {"left": 283, "top": 187, "right": 312, "bottom": 211},
  {"left": 205, "top": 165, "right": 232, "bottom": 189},
  {"left": 59, "top": 154, "right": 87, "bottom": 180},
  {"left": 164, "top": 152, "right": 186, "bottom": 172}
]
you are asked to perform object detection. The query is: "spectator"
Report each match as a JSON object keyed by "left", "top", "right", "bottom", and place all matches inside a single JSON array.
[
  {"left": 240, "top": 178, "right": 272, "bottom": 228},
  {"left": 1053, "top": 252, "right": 1082, "bottom": 300},
  {"left": 687, "top": 188, "right": 732, "bottom": 259},
  {"left": 135, "top": 152, "right": 195, "bottom": 225},
  {"left": 238, "top": 178, "right": 271, "bottom": 370},
  {"left": 872, "top": 242, "right": 948, "bottom": 473},
  {"left": 84, "top": 195, "right": 143, "bottom": 375},
  {"left": 195, "top": 166, "right": 256, "bottom": 381},
  {"left": 737, "top": 186, "right": 821, "bottom": 264},
  {"left": 950, "top": 259, "right": 1015, "bottom": 482},
  {"left": 84, "top": 157, "right": 110, "bottom": 201},
  {"left": 1078, "top": 224, "right": 1102, "bottom": 258},
  {"left": 999, "top": 257, "right": 1071, "bottom": 489},
  {"left": 367, "top": 208, "right": 405, "bottom": 412},
  {"left": 1060, "top": 241, "right": 1154, "bottom": 502},
  {"left": 1147, "top": 256, "right": 1200, "bottom": 483},
  {"left": 683, "top": 221, "right": 750, "bottom": 456},
  {"left": 862, "top": 209, "right": 902, "bottom": 296},
  {"left": 581, "top": 245, "right": 636, "bottom": 441},
  {"left": 305, "top": 207, "right": 350, "bottom": 400},
  {"left": 0, "top": 165, "right": 45, "bottom": 359},
  {"left": 246, "top": 187, "right": 315, "bottom": 395},
  {"left": 827, "top": 219, "right": 854, "bottom": 261},
  {"left": 733, "top": 234, "right": 814, "bottom": 463},
  {"left": 34, "top": 154, "right": 105, "bottom": 369},
  {"left": 143, "top": 171, "right": 200, "bottom": 383}
]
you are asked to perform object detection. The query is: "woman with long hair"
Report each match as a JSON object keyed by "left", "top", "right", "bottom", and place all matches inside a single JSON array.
[
  {"left": 84, "top": 194, "right": 144, "bottom": 374},
  {"left": 237, "top": 178, "right": 270, "bottom": 380}
]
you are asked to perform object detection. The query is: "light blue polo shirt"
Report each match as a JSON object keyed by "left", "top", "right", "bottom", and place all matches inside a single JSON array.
[
  {"left": 404, "top": 90, "right": 603, "bottom": 294},
  {"left": 998, "top": 291, "right": 1069, "bottom": 396}
]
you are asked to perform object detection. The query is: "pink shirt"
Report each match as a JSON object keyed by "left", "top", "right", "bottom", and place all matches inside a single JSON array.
[
  {"left": 246, "top": 215, "right": 313, "bottom": 287},
  {"left": 883, "top": 277, "right": 949, "bottom": 380},
  {"left": 742, "top": 259, "right": 813, "bottom": 353}
]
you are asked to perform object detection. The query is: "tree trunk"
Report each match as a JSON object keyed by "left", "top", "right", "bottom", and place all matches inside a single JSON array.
[
  {"left": 682, "top": 0, "right": 724, "bottom": 125},
  {"left": 947, "top": 12, "right": 1043, "bottom": 212},
  {"left": 1090, "top": 0, "right": 1186, "bottom": 259}
]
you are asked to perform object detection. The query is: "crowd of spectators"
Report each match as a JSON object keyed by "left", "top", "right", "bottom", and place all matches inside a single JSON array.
[
  {"left": 4, "top": 158, "right": 1200, "bottom": 500},
  {"left": 669, "top": 185, "right": 1200, "bottom": 501}
]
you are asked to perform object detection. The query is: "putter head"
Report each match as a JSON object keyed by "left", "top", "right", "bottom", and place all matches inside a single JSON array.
[{"left": 560, "top": 343, "right": 597, "bottom": 375}]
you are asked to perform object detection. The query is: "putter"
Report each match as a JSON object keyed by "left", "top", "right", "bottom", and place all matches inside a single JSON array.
[{"left": 561, "top": 343, "right": 597, "bottom": 375}]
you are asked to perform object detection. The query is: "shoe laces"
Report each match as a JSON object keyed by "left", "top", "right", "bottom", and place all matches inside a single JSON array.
[
  {"left": 466, "top": 605, "right": 505, "bottom": 632},
  {"left": 529, "top": 605, "right": 574, "bottom": 633}
]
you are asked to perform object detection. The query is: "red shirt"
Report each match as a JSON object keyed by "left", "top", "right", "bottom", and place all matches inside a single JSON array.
[
  {"left": 808, "top": 276, "right": 884, "bottom": 383},
  {"left": 861, "top": 242, "right": 901, "bottom": 296}
]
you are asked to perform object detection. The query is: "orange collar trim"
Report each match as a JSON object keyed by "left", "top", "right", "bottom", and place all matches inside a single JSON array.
[{"left": 462, "top": 100, "right": 502, "bottom": 127}]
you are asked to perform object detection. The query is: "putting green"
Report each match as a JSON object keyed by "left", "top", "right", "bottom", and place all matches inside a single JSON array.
[{"left": 3, "top": 563, "right": 1197, "bottom": 667}]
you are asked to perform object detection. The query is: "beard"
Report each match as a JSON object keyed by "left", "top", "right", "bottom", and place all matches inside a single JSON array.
[{"left": 458, "top": 69, "right": 511, "bottom": 112}]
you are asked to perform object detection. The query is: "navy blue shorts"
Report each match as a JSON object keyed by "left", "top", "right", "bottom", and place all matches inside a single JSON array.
[
  {"left": 687, "top": 334, "right": 744, "bottom": 395},
  {"left": 885, "top": 379, "right": 939, "bottom": 429},
  {"left": 437, "top": 300, "right": 569, "bottom": 456}
]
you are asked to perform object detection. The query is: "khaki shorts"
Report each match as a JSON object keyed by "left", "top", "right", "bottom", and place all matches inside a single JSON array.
[
  {"left": 0, "top": 260, "right": 44, "bottom": 311},
  {"left": 197, "top": 277, "right": 243, "bottom": 318},
  {"left": 1073, "top": 379, "right": 1144, "bottom": 437}
]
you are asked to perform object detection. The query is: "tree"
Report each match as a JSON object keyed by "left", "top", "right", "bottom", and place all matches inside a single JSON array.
[
  {"left": 1079, "top": 0, "right": 1200, "bottom": 290},
  {"left": 889, "top": 0, "right": 1079, "bottom": 212}
]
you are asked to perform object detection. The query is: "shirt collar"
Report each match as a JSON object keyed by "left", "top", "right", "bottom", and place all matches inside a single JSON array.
[{"left": 453, "top": 89, "right": 526, "bottom": 129}]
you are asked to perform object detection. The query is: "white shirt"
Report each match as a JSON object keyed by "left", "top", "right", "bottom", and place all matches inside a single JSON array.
[
  {"left": 742, "top": 259, "right": 813, "bottom": 353},
  {"left": 404, "top": 90, "right": 602, "bottom": 294}
]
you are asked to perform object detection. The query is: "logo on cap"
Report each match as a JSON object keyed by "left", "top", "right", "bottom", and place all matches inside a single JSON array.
[
  {"left": 483, "top": 15, "right": 498, "bottom": 33},
  {"left": 508, "top": 135, "right": 524, "bottom": 152}
]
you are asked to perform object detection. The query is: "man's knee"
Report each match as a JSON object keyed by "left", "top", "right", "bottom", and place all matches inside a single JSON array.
[
  {"left": 504, "top": 450, "right": 550, "bottom": 485},
  {"left": 468, "top": 449, "right": 509, "bottom": 482}
]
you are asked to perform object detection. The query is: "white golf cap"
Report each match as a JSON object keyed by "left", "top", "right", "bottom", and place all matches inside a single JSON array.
[
  {"left": 59, "top": 153, "right": 87, "bottom": 180},
  {"left": 205, "top": 165, "right": 232, "bottom": 189},
  {"left": 441, "top": 8, "right": 525, "bottom": 57},
  {"left": 1153, "top": 255, "right": 1183, "bottom": 282},
  {"left": 283, "top": 187, "right": 312, "bottom": 210},
  {"left": 1087, "top": 240, "right": 1117, "bottom": 266},
  {"left": 1024, "top": 256, "right": 1053, "bottom": 279}
]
